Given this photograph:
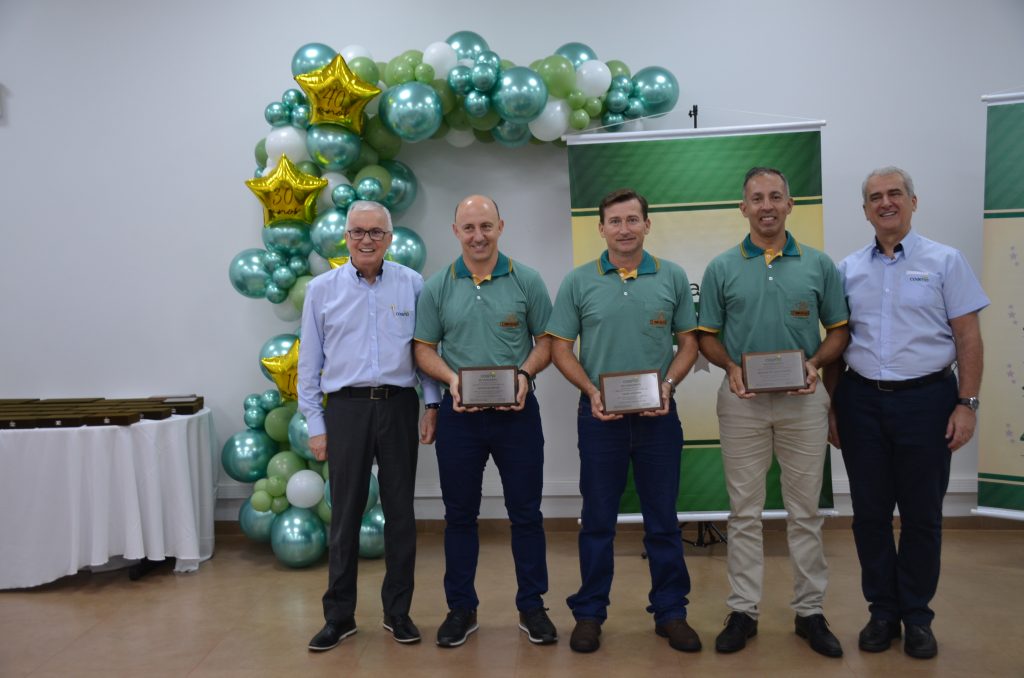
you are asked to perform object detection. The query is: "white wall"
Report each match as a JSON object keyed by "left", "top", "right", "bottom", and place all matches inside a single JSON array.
[{"left": 2, "top": 0, "right": 1020, "bottom": 519}]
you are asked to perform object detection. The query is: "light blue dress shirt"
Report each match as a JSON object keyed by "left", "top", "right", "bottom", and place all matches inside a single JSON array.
[
  {"left": 298, "top": 260, "right": 441, "bottom": 438},
  {"left": 839, "top": 230, "right": 989, "bottom": 380}
]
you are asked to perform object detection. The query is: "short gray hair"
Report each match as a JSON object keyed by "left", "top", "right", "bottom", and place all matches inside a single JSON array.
[
  {"left": 346, "top": 200, "right": 393, "bottom": 231},
  {"left": 862, "top": 166, "right": 916, "bottom": 202}
]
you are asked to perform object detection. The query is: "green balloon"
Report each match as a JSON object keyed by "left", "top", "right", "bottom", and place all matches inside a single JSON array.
[
  {"left": 354, "top": 164, "right": 393, "bottom": 196},
  {"left": 266, "top": 450, "right": 306, "bottom": 481},
  {"left": 270, "top": 496, "right": 291, "bottom": 514},
  {"left": 321, "top": 461, "right": 330, "bottom": 481},
  {"left": 346, "top": 142, "right": 380, "bottom": 175},
  {"left": 472, "top": 128, "right": 495, "bottom": 143},
  {"left": 414, "top": 63, "right": 435, "bottom": 83},
  {"left": 250, "top": 489, "right": 272, "bottom": 512},
  {"left": 385, "top": 59, "right": 414, "bottom": 86},
  {"left": 254, "top": 478, "right": 269, "bottom": 492},
  {"left": 296, "top": 160, "right": 321, "bottom": 177},
  {"left": 264, "top": 406, "right": 293, "bottom": 442},
  {"left": 401, "top": 49, "right": 423, "bottom": 66},
  {"left": 606, "top": 60, "right": 631, "bottom": 78},
  {"left": 570, "top": 109, "right": 591, "bottom": 130},
  {"left": 538, "top": 55, "right": 576, "bottom": 99},
  {"left": 255, "top": 138, "right": 268, "bottom": 167},
  {"left": 364, "top": 116, "right": 402, "bottom": 160},
  {"left": 467, "top": 107, "right": 501, "bottom": 131},
  {"left": 307, "top": 459, "right": 324, "bottom": 474},
  {"left": 348, "top": 56, "right": 380, "bottom": 85},
  {"left": 288, "top": 275, "right": 314, "bottom": 311},
  {"left": 431, "top": 119, "right": 450, "bottom": 139},
  {"left": 445, "top": 106, "right": 471, "bottom": 131},
  {"left": 432, "top": 80, "right": 456, "bottom": 115},
  {"left": 500, "top": 59, "right": 516, "bottom": 71},
  {"left": 584, "top": 97, "right": 604, "bottom": 118},
  {"left": 568, "top": 89, "right": 586, "bottom": 110},
  {"left": 266, "top": 474, "right": 287, "bottom": 497},
  {"left": 317, "top": 498, "right": 332, "bottom": 525}
]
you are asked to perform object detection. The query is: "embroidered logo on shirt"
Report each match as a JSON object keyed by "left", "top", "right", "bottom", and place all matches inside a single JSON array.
[
  {"left": 391, "top": 305, "right": 412, "bottom": 317},
  {"left": 906, "top": 271, "right": 930, "bottom": 283},
  {"left": 790, "top": 301, "right": 811, "bottom": 318},
  {"left": 650, "top": 311, "right": 668, "bottom": 327},
  {"left": 499, "top": 313, "right": 520, "bottom": 328}
]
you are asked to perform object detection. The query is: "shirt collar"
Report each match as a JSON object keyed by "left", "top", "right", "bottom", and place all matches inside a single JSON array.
[
  {"left": 873, "top": 229, "right": 917, "bottom": 258},
  {"left": 348, "top": 261, "right": 385, "bottom": 280},
  {"left": 740, "top": 231, "right": 802, "bottom": 260},
  {"left": 451, "top": 252, "right": 512, "bottom": 284},
  {"left": 597, "top": 250, "right": 659, "bottom": 277}
]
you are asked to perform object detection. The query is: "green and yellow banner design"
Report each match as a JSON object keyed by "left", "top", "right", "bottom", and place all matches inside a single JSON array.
[
  {"left": 566, "top": 124, "right": 833, "bottom": 513},
  {"left": 978, "top": 95, "right": 1024, "bottom": 517}
]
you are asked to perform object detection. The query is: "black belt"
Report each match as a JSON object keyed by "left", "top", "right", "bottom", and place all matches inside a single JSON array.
[
  {"left": 846, "top": 366, "right": 953, "bottom": 392},
  {"left": 333, "top": 385, "right": 410, "bottom": 400}
]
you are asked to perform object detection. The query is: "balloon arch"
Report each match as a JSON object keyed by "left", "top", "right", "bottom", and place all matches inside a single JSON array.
[{"left": 223, "top": 32, "right": 681, "bottom": 567}]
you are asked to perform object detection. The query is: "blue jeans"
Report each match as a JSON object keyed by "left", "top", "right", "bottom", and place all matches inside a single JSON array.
[
  {"left": 567, "top": 395, "right": 691, "bottom": 624},
  {"left": 436, "top": 391, "right": 548, "bottom": 611},
  {"left": 835, "top": 371, "right": 956, "bottom": 625}
]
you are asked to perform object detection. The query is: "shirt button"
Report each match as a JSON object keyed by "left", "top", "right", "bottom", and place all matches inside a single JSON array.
[
  {"left": 768, "top": 276, "right": 774, "bottom": 281},
  {"left": 476, "top": 285, "right": 481, "bottom": 290},
  {"left": 476, "top": 295, "right": 481, "bottom": 300},
  {"left": 768, "top": 264, "right": 773, "bottom": 269},
  {"left": 624, "top": 291, "right": 628, "bottom": 296}
]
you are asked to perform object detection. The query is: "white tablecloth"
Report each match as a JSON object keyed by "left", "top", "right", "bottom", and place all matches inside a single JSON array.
[{"left": 0, "top": 409, "right": 216, "bottom": 589}]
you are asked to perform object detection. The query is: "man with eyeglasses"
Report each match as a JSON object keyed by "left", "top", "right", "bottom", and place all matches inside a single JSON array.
[
  {"left": 413, "top": 194, "right": 557, "bottom": 648},
  {"left": 546, "top": 188, "right": 702, "bottom": 654},
  {"left": 697, "top": 167, "right": 848, "bottom": 658},
  {"left": 299, "top": 200, "right": 441, "bottom": 651},
  {"left": 826, "top": 167, "right": 987, "bottom": 659}
]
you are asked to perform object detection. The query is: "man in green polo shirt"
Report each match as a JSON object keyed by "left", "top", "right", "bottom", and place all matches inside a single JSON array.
[
  {"left": 414, "top": 194, "right": 556, "bottom": 649},
  {"left": 697, "top": 167, "right": 849, "bottom": 658},
  {"left": 546, "top": 188, "right": 701, "bottom": 654}
]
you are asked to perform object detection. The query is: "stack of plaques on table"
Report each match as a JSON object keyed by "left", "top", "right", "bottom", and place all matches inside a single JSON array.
[{"left": 0, "top": 395, "right": 204, "bottom": 429}]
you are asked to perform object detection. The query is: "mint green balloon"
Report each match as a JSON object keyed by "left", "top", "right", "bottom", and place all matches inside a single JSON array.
[
  {"left": 446, "top": 30, "right": 489, "bottom": 61},
  {"left": 289, "top": 411, "right": 313, "bottom": 460},
  {"left": 259, "top": 334, "right": 297, "bottom": 379},
  {"left": 555, "top": 42, "right": 597, "bottom": 68},
  {"left": 260, "top": 388, "right": 283, "bottom": 411},
  {"left": 264, "top": 406, "right": 293, "bottom": 442},
  {"left": 239, "top": 498, "right": 276, "bottom": 542},
  {"left": 364, "top": 473, "right": 380, "bottom": 514},
  {"left": 262, "top": 221, "right": 313, "bottom": 258},
  {"left": 354, "top": 164, "right": 393, "bottom": 197},
  {"left": 632, "top": 66, "right": 679, "bottom": 116},
  {"left": 359, "top": 505, "right": 386, "bottom": 558},
  {"left": 292, "top": 43, "right": 336, "bottom": 76},
  {"left": 380, "top": 159, "right": 418, "bottom": 215},
  {"left": 266, "top": 450, "right": 306, "bottom": 481},
  {"left": 387, "top": 226, "right": 426, "bottom": 272},
  {"left": 311, "top": 208, "right": 348, "bottom": 259},
  {"left": 492, "top": 120, "right": 531, "bottom": 147},
  {"left": 271, "top": 507, "right": 326, "bottom": 567},
  {"left": 243, "top": 407, "right": 266, "bottom": 429},
  {"left": 364, "top": 116, "right": 402, "bottom": 160},
  {"left": 250, "top": 489, "right": 272, "bottom": 513},
  {"left": 379, "top": 82, "right": 443, "bottom": 142},
  {"left": 348, "top": 56, "right": 379, "bottom": 85},
  {"left": 228, "top": 249, "right": 271, "bottom": 298},
  {"left": 221, "top": 429, "right": 277, "bottom": 482},
  {"left": 306, "top": 123, "right": 361, "bottom": 172},
  {"left": 492, "top": 67, "right": 548, "bottom": 124},
  {"left": 538, "top": 55, "right": 576, "bottom": 99},
  {"left": 288, "top": 275, "right": 314, "bottom": 311}
]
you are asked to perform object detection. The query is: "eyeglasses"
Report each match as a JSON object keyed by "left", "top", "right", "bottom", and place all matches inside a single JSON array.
[
  {"left": 347, "top": 228, "right": 389, "bottom": 241},
  {"left": 604, "top": 216, "right": 644, "bottom": 227}
]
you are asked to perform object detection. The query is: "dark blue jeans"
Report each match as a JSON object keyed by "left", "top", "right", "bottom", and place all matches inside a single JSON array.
[
  {"left": 835, "top": 371, "right": 957, "bottom": 626},
  {"left": 567, "top": 395, "right": 691, "bottom": 624},
  {"left": 436, "top": 391, "right": 548, "bottom": 612}
]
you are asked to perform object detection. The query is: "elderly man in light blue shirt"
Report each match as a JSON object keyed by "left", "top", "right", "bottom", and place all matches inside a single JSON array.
[
  {"left": 299, "top": 200, "right": 441, "bottom": 652},
  {"left": 826, "top": 167, "right": 988, "bottom": 660}
]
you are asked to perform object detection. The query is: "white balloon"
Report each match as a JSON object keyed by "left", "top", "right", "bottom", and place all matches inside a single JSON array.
[
  {"left": 286, "top": 469, "right": 325, "bottom": 509},
  {"left": 340, "top": 44, "right": 372, "bottom": 62},
  {"left": 576, "top": 60, "right": 612, "bottom": 98},
  {"left": 457, "top": 58, "right": 475, "bottom": 69},
  {"left": 365, "top": 95, "right": 381, "bottom": 117},
  {"left": 264, "top": 126, "right": 311, "bottom": 165},
  {"left": 620, "top": 120, "right": 646, "bottom": 133},
  {"left": 422, "top": 41, "right": 458, "bottom": 79},
  {"left": 445, "top": 128, "right": 476, "bottom": 148},
  {"left": 308, "top": 252, "right": 332, "bottom": 276},
  {"left": 528, "top": 98, "right": 571, "bottom": 142},
  {"left": 317, "top": 172, "right": 350, "bottom": 214},
  {"left": 272, "top": 299, "right": 302, "bottom": 321}
]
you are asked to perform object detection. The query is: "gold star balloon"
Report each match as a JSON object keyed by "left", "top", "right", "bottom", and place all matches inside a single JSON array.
[
  {"left": 294, "top": 54, "right": 381, "bottom": 134},
  {"left": 245, "top": 155, "right": 327, "bottom": 226},
  {"left": 262, "top": 340, "right": 300, "bottom": 401},
  {"left": 328, "top": 255, "right": 349, "bottom": 269}
]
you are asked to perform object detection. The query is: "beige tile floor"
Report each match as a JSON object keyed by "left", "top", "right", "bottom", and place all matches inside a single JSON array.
[{"left": 3, "top": 524, "right": 1023, "bottom": 677}]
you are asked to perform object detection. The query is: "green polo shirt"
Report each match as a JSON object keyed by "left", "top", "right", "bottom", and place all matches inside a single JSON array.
[
  {"left": 546, "top": 250, "right": 698, "bottom": 389},
  {"left": 697, "top": 232, "right": 848, "bottom": 365},
  {"left": 414, "top": 252, "right": 552, "bottom": 371}
]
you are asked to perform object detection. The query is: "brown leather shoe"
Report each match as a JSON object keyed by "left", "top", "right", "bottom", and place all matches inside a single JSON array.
[
  {"left": 569, "top": 618, "right": 602, "bottom": 653},
  {"left": 655, "top": 618, "right": 702, "bottom": 652}
]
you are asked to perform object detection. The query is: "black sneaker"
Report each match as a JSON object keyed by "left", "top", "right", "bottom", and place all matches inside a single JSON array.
[
  {"left": 383, "top": 614, "right": 421, "bottom": 644},
  {"left": 436, "top": 608, "right": 478, "bottom": 647},
  {"left": 569, "top": 618, "right": 601, "bottom": 653},
  {"left": 715, "top": 612, "right": 757, "bottom": 653},
  {"left": 308, "top": 618, "right": 357, "bottom": 651},
  {"left": 795, "top": 613, "right": 843, "bottom": 657},
  {"left": 518, "top": 607, "right": 558, "bottom": 644}
]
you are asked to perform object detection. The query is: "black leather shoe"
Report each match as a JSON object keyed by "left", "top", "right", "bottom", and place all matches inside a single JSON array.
[
  {"left": 904, "top": 623, "right": 938, "bottom": 659},
  {"left": 569, "top": 618, "right": 601, "bottom": 653},
  {"left": 519, "top": 607, "right": 558, "bottom": 644},
  {"left": 436, "top": 609, "right": 478, "bottom": 647},
  {"left": 308, "top": 618, "right": 357, "bottom": 651},
  {"left": 383, "top": 614, "right": 421, "bottom": 644},
  {"left": 715, "top": 612, "right": 757, "bottom": 653},
  {"left": 795, "top": 614, "right": 843, "bottom": 657},
  {"left": 858, "top": 618, "right": 901, "bottom": 652},
  {"left": 655, "top": 618, "right": 702, "bottom": 652}
]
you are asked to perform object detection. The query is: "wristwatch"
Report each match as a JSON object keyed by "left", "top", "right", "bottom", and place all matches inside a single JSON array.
[
  {"left": 664, "top": 376, "right": 677, "bottom": 394},
  {"left": 957, "top": 396, "right": 980, "bottom": 411},
  {"left": 517, "top": 368, "right": 533, "bottom": 381}
]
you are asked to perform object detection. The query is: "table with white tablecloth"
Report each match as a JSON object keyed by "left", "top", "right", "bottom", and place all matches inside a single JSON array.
[{"left": 0, "top": 409, "right": 216, "bottom": 589}]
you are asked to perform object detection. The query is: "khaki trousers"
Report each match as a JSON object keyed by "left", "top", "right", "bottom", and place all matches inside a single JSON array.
[{"left": 716, "top": 376, "right": 830, "bottom": 619}]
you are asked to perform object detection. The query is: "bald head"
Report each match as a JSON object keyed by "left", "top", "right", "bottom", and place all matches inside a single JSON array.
[
  {"left": 454, "top": 194, "right": 501, "bottom": 223},
  {"left": 452, "top": 194, "right": 504, "bottom": 267}
]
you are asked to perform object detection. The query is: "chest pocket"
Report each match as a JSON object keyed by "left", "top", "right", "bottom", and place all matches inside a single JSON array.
[
  {"left": 642, "top": 301, "right": 673, "bottom": 340},
  {"left": 493, "top": 300, "right": 528, "bottom": 334},
  {"left": 899, "top": 271, "right": 943, "bottom": 309},
  {"left": 784, "top": 293, "right": 818, "bottom": 329}
]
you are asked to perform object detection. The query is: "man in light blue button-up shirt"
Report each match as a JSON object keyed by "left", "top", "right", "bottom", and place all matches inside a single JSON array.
[
  {"left": 299, "top": 201, "right": 441, "bottom": 651},
  {"left": 827, "top": 167, "right": 988, "bottom": 660}
]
